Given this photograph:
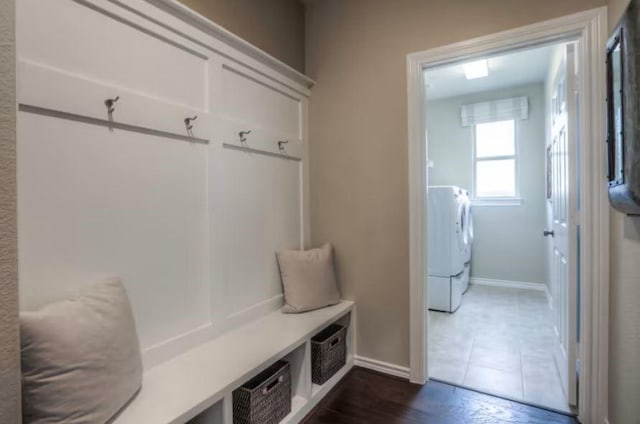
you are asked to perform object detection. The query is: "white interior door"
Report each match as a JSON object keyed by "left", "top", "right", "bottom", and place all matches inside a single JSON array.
[{"left": 547, "top": 43, "right": 579, "bottom": 406}]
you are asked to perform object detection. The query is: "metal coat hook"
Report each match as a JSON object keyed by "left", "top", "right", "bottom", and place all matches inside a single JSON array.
[
  {"left": 105, "top": 96, "right": 119, "bottom": 131},
  {"left": 105, "top": 96, "right": 119, "bottom": 115},
  {"left": 239, "top": 130, "right": 252, "bottom": 144},
  {"left": 184, "top": 115, "right": 198, "bottom": 131},
  {"left": 278, "top": 140, "right": 288, "bottom": 153}
]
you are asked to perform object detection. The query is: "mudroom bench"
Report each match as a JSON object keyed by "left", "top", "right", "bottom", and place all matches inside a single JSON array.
[{"left": 114, "top": 301, "right": 355, "bottom": 424}]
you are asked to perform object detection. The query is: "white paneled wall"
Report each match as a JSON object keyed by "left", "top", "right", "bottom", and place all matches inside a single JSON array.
[
  {"left": 209, "top": 143, "right": 303, "bottom": 323},
  {"left": 20, "top": 0, "right": 208, "bottom": 111},
  {"left": 16, "top": 0, "right": 312, "bottom": 368},
  {"left": 220, "top": 66, "right": 302, "bottom": 139},
  {"left": 18, "top": 112, "right": 211, "bottom": 348}
]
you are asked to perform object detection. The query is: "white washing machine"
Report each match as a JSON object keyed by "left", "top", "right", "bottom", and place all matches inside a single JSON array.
[
  {"left": 460, "top": 190, "right": 473, "bottom": 264},
  {"left": 427, "top": 186, "right": 471, "bottom": 312},
  {"left": 427, "top": 186, "right": 467, "bottom": 277}
]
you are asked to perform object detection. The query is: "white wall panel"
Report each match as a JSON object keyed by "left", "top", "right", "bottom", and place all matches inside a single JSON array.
[
  {"left": 18, "top": 113, "right": 210, "bottom": 351},
  {"left": 19, "top": 0, "right": 208, "bottom": 110},
  {"left": 220, "top": 66, "right": 301, "bottom": 139},
  {"left": 18, "top": 60, "right": 206, "bottom": 138},
  {"left": 212, "top": 148, "right": 302, "bottom": 319}
]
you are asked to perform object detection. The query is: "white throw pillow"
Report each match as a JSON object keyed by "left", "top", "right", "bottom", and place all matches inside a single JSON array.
[
  {"left": 277, "top": 243, "right": 341, "bottom": 313},
  {"left": 20, "top": 278, "right": 143, "bottom": 423}
]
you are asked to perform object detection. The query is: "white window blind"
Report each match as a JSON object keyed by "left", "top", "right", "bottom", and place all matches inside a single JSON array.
[{"left": 461, "top": 96, "right": 528, "bottom": 127}]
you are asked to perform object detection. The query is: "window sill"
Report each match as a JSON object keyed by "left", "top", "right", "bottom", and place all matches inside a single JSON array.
[{"left": 471, "top": 197, "right": 524, "bottom": 207}]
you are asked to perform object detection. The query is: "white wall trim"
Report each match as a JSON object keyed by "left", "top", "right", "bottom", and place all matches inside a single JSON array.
[
  {"left": 74, "top": 0, "right": 313, "bottom": 96},
  {"left": 545, "top": 284, "right": 553, "bottom": 309},
  {"left": 130, "top": 296, "right": 288, "bottom": 369},
  {"left": 354, "top": 356, "right": 411, "bottom": 380},
  {"left": 470, "top": 277, "right": 547, "bottom": 292},
  {"left": 406, "top": 20, "right": 428, "bottom": 387},
  {"left": 142, "top": 322, "right": 215, "bottom": 369},
  {"left": 223, "top": 294, "right": 284, "bottom": 325},
  {"left": 407, "top": 7, "right": 609, "bottom": 424}
]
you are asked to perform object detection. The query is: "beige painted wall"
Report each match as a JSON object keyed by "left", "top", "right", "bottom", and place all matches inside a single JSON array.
[
  {"left": 427, "top": 84, "right": 547, "bottom": 285},
  {"left": 177, "top": 0, "right": 305, "bottom": 72},
  {"left": 608, "top": 0, "right": 630, "bottom": 28},
  {"left": 305, "top": 0, "right": 607, "bottom": 368},
  {"left": 0, "top": 0, "right": 20, "bottom": 421},
  {"left": 606, "top": 2, "right": 640, "bottom": 424}
]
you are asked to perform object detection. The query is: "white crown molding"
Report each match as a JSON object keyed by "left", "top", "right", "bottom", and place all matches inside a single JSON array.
[{"left": 144, "top": 0, "right": 315, "bottom": 89}]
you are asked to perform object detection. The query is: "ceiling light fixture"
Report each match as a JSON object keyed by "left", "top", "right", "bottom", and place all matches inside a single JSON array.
[{"left": 464, "top": 59, "right": 489, "bottom": 80}]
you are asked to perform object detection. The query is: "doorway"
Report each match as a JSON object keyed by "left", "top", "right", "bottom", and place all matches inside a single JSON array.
[
  {"left": 424, "top": 42, "right": 577, "bottom": 413},
  {"left": 406, "top": 8, "right": 609, "bottom": 424}
]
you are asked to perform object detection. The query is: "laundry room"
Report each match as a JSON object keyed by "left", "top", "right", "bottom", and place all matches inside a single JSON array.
[{"left": 424, "top": 42, "right": 578, "bottom": 413}]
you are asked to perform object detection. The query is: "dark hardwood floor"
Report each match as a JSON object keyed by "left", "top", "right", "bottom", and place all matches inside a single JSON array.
[{"left": 302, "top": 367, "right": 578, "bottom": 424}]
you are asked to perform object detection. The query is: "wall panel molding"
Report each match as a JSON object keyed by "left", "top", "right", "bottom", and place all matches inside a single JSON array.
[{"left": 17, "top": 0, "right": 311, "bottom": 371}]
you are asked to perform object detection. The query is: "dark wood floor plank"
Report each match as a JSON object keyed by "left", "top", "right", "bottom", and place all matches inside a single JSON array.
[{"left": 302, "top": 367, "right": 577, "bottom": 424}]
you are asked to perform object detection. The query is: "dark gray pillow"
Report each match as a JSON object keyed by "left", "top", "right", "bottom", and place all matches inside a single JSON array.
[{"left": 21, "top": 278, "right": 143, "bottom": 423}]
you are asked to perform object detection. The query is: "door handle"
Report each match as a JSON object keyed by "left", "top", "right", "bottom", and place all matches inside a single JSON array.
[{"left": 543, "top": 230, "right": 555, "bottom": 237}]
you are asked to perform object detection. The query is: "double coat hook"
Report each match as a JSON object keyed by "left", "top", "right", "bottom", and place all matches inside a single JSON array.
[
  {"left": 105, "top": 96, "right": 119, "bottom": 115},
  {"left": 239, "top": 130, "right": 252, "bottom": 144},
  {"left": 184, "top": 115, "right": 198, "bottom": 130},
  {"left": 184, "top": 115, "right": 198, "bottom": 138}
]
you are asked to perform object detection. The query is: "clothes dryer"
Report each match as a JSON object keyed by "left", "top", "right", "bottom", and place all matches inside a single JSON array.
[{"left": 427, "top": 186, "right": 469, "bottom": 312}]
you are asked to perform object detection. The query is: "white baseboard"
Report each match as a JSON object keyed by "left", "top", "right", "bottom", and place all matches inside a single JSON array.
[
  {"left": 545, "top": 284, "right": 553, "bottom": 309},
  {"left": 470, "top": 277, "right": 547, "bottom": 292},
  {"left": 354, "top": 355, "right": 410, "bottom": 380}
]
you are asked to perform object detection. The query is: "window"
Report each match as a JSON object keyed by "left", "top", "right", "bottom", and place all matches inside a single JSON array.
[{"left": 473, "top": 120, "right": 517, "bottom": 199}]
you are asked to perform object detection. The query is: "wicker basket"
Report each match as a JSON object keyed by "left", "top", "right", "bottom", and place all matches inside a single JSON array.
[
  {"left": 232, "top": 361, "right": 291, "bottom": 424},
  {"left": 311, "top": 324, "right": 346, "bottom": 385}
]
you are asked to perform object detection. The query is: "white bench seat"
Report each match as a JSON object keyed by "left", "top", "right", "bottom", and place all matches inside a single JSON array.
[{"left": 114, "top": 301, "right": 354, "bottom": 424}]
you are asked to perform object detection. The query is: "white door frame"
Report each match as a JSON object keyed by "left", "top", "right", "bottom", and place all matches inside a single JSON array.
[{"left": 406, "top": 7, "right": 609, "bottom": 424}]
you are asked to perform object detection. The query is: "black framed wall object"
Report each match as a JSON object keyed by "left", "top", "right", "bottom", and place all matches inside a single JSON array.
[{"left": 607, "top": 0, "right": 640, "bottom": 215}]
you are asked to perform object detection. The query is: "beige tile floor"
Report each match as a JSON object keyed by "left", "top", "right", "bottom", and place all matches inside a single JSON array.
[{"left": 428, "top": 284, "right": 571, "bottom": 413}]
